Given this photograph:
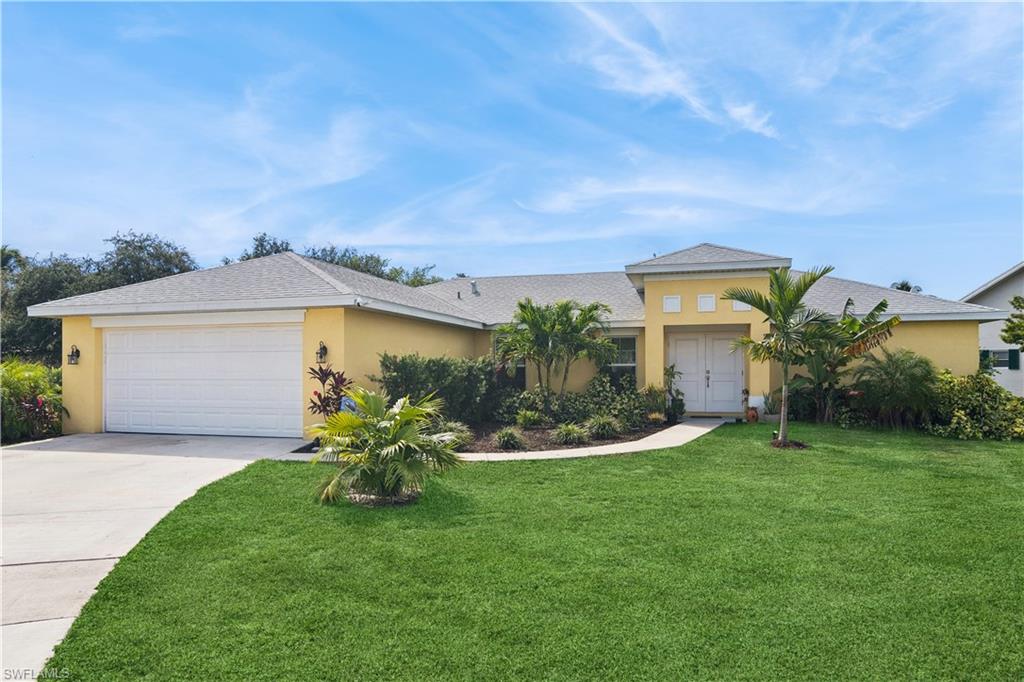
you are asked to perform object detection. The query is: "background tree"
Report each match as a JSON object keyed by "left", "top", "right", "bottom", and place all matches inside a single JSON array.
[
  {"left": 1000, "top": 295, "right": 1024, "bottom": 350},
  {"left": 232, "top": 233, "right": 292, "bottom": 262},
  {"left": 890, "top": 280, "right": 922, "bottom": 293},
  {"left": 724, "top": 266, "right": 835, "bottom": 445},
  {"left": 86, "top": 232, "right": 196, "bottom": 290}
]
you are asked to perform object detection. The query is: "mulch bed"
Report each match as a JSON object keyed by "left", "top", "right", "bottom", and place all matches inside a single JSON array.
[
  {"left": 465, "top": 422, "right": 670, "bottom": 453},
  {"left": 770, "top": 439, "right": 809, "bottom": 449}
]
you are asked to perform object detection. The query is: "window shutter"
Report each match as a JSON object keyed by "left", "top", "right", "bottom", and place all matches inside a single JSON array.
[
  {"left": 1009, "top": 349, "right": 1021, "bottom": 371},
  {"left": 980, "top": 350, "right": 990, "bottom": 367}
]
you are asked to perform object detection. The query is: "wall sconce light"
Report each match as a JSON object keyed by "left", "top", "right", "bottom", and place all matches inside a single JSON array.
[
  {"left": 67, "top": 345, "right": 81, "bottom": 365},
  {"left": 315, "top": 341, "right": 328, "bottom": 364}
]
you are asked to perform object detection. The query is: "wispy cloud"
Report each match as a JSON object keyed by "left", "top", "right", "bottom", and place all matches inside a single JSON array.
[{"left": 724, "top": 102, "right": 779, "bottom": 138}]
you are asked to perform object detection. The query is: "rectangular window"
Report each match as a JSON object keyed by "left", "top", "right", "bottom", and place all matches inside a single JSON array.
[
  {"left": 697, "top": 294, "right": 716, "bottom": 312},
  {"left": 663, "top": 295, "right": 681, "bottom": 313},
  {"left": 732, "top": 300, "right": 752, "bottom": 312},
  {"left": 990, "top": 349, "right": 1011, "bottom": 368},
  {"left": 494, "top": 335, "right": 527, "bottom": 389},
  {"left": 607, "top": 336, "right": 637, "bottom": 386}
]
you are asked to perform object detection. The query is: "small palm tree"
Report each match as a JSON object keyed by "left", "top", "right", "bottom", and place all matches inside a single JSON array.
[
  {"left": 551, "top": 300, "right": 616, "bottom": 396},
  {"left": 310, "top": 387, "right": 461, "bottom": 505},
  {"left": 723, "top": 266, "right": 835, "bottom": 445},
  {"left": 854, "top": 348, "right": 937, "bottom": 429},
  {"left": 495, "top": 298, "right": 559, "bottom": 391}
]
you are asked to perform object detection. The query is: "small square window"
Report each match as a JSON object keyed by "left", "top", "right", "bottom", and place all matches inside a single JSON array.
[
  {"left": 697, "top": 294, "right": 716, "bottom": 312},
  {"left": 991, "top": 350, "right": 1010, "bottom": 368},
  {"left": 732, "top": 300, "right": 752, "bottom": 312},
  {"left": 662, "top": 295, "right": 681, "bottom": 313}
]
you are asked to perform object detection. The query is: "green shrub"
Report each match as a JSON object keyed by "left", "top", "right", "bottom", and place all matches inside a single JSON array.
[
  {"left": 375, "top": 353, "right": 504, "bottom": 424},
  {"left": 854, "top": 348, "right": 937, "bottom": 429},
  {"left": 641, "top": 384, "right": 667, "bottom": 414},
  {"left": 929, "top": 371, "right": 1024, "bottom": 441},
  {"left": 552, "top": 423, "right": 589, "bottom": 445},
  {"left": 515, "top": 409, "right": 548, "bottom": 429},
  {"left": 495, "top": 427, "right": 525, "bottom": 450},
  {"left": 429, "top": 418, "right": 474, "bottom": 451},
  {"left": 494, "top": 374, "right": 646, "bottom": 431},
  {"left": 585, "top": 414, "right": 620, "bottom": 439},
  {"left": 1, "top": 359, "right": 65, "bottom": 444}
]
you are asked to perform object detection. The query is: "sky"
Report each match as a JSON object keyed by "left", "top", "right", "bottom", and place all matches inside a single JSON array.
[{"left": 3, "top": 2, "right": 1022, "bottom": 300}]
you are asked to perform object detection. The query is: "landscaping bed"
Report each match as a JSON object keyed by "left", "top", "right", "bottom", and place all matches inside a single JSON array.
[
  {"left": 46, "top": 424, "right": 1024, "bottom": 679},
  {"left": 465, "top": 421, "right": 669, "bottom": 452}
]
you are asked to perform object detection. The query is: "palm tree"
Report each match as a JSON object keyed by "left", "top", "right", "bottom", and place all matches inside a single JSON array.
[
  {"left": 310, "top": 387, "right": 461, "bottom": 504},
  {"left": 890, "top": 280, "right": 922, "bottom": 293},
  {"left": 495, "top": 298, "right": 559, "bottom": 392},
  {"left": 792, "top": 299, "right": 901, "bottom": 423},
  {"left": 723, "top": 266, "right": 835, "bottom": 445},
  {"left": 854, "top": 348, "right": 937, "bottom": 429},
  {"left": 551, "top": 300, "right": 616, "bottom": 396}
]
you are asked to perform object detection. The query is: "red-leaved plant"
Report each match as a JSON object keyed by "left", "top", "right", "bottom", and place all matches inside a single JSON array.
[{"left": 307, "top": 364, "right": 353, "bottom": 417}]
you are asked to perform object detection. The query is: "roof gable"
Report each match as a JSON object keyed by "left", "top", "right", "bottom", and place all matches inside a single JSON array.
[
  {"left": 961, "top": 261, "right": 1024, "bottom": 302},
  {"left": 625, "top": 242, "right": 791, "bottom": 274}
]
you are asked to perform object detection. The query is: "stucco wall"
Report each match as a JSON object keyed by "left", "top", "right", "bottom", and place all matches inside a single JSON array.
[
  {"left": 884, "top": 320, "right": 981, "bottom": 376},
  {"left": 60, "top": 316, "right": 104, "bottom": 434}
]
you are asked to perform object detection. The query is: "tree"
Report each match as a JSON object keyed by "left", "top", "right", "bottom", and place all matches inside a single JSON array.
[
  {"left": 854, "top": 348, "right": 937, "bottom": 429},
  {"left": 304, "top": 245, "right": 442, "bottom": 286},
  {"left": 233, "top": 233, "right": 292, "bottom": 262},
  {"left": 86, "top": 232, "right": 196, "bottom": 290},
  {"left": 723, "top": 266, "right": 835, "bottom": 445},
  {"left": 495, "top": 298, "right": 560, "bottom": 393},
  {"left": 891, "top": 280, "right": 922, "bottom": 293},
  {"left": 1000, "top": 295, "right": 1024, "bottom": 350},
  {"left": 792, "top": 299, "right": 901, "bottom": 423},
  {"left": 551, "top": 300, "right": 616, "bottom": 396}
]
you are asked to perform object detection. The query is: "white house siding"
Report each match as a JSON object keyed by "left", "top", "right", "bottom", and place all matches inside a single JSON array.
[{"left": 966, "top": 269, "right": 1024, "bottom": 397}]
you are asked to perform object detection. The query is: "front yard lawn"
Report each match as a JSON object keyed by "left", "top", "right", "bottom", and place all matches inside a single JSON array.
[{"left": 49, "top": 424, "right": 1023, "bottom": 679}]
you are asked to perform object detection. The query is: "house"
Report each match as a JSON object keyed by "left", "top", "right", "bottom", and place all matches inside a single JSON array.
[
  {"left": 961, "top": 261, "right": 1024, "bottom": 397},
  {"left": 28, "top": 243, "right": 1004, "bottom": 438}
]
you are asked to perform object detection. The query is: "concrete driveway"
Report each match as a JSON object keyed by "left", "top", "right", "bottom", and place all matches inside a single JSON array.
[{"left": 1, "top": 433, "right": 305, "bottom": 678}]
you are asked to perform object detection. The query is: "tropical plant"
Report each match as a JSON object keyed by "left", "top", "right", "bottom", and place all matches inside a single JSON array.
[
  {"left": 664, "top": 364, "right": 686, "bottom": 421},
  {"left": 495, "top": 298, "right": 615, "bottom": 396},
  {"left": 792, "top": 298, "right": 901, "bottom": 423},
  {"left": 429, "top": 418, "right": 474, "bottom": 451},
  {"left": 552, "top": 423, "right": 589, "bottom": 445},
  {"left": 929, "top": 371, "right": 1024, "bottom": 441},
  {"left": 307, "top": 364, "right": 353, "bottom": 417},
  {"left": 495, "top": 427, "right": 525, "bottom": 450},
  {"left": 724, "top": 266, "right": 836, "bottom": 445},
  {"left": 761, "top": 391, "right": 780, "bottom": 415},
  {"left": 310, "top": 387, "right": 461, "bottom": 504},
  {"left": 853, "top": 348, "right": 937, "bottom": 429},
  {"left": 585, "top": 414, "right": 621, "bottom": 440},
  {"left": 1001, "top": 295, "right": 1024, "bottom": 350},
  {"left": 890, "top": 280, "right": 922, "bottom": 293},
  {"left": 515, "top": 408, "right": 548, "bottom": 430},
  {"left": 1, "top": 359, "right": 66, "bottom": 443},
  {"left": 641, "top": 384, "right": 667, "bottom": 414}
]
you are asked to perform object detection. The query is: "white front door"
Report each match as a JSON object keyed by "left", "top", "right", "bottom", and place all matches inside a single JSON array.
[
  {"left": 103, "top": 325, "right": 303, "bottom": 437},
  {"left": 669, "top": 333, "right": 744, "bottom": 413}
]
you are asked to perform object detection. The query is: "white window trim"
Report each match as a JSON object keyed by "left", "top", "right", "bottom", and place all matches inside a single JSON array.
[
  {"left": 608, "top": 336, "right": 638, "bottom": 369},
  {"left": 697, "top": 294, "right": 716, "bottom": 313},
  {"left": 662, "top": 295, "right": 681, "bottom": 313},
  {"left": 732, "top": 300, "right": 752, "bottom": 312}
]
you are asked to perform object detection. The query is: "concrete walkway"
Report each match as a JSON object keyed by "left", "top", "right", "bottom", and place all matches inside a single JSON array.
[
  {"left": 1, "top": 434, "right": 300, "bottom": 678},
  {"left": 462, "top": 418, "right": 725, "bottom": 461}
]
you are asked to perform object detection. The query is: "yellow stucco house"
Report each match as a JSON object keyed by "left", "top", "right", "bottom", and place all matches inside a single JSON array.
[{"left": 28, "top": 243, "right": 1004, "bottom": 438}]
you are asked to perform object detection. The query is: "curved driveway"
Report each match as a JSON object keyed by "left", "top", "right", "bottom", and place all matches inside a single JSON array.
[{"left": 1, "top": 434, "right": 303, "bottom": 678}]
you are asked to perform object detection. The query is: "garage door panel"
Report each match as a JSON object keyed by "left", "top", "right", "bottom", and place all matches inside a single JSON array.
[{"left": 104, "top": 325, "right": 302, "bottom": 438}]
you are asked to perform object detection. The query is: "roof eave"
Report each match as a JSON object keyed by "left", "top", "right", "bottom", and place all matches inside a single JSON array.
[
  {"left": 624, "top": 258, "right": 792, "bottom": 275},
  {"left": 960, "top": 261, "right": 1024, "bottom": 302}
]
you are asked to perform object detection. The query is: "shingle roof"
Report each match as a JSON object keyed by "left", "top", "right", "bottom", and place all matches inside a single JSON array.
[
  {"left": 27, "top": 252, "right": 484, "bottom": 324},
  {"left": 802, "top": 273, "right": 1002, "bottom": 318},
  {"left": 422, "top": 272, "right": 646, "bottom": 325},
  {"left": 628, "top": 242, "right": 789, "bottom": 268}
]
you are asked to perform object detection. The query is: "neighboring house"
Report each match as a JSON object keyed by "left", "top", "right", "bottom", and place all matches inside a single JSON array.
[
  {"left": 28, "top": 243, "right": 1003, "bottom": 438},
  {"left": 961, "top": 261, "right": 1024, "bottom": 397}
]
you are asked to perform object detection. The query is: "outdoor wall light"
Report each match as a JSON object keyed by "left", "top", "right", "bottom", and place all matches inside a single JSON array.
[
  {"left": 315, "top": 341, "right": 328, "bottom": 364},
  {"left": 67, "top": 345, "right": 81, "bottom": 365}
]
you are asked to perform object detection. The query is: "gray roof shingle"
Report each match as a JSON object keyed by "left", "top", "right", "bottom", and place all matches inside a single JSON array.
[
  {"left": 802, "top": 273, "right": 1002, "bottom": 318},
  {"left": 422, "top": 272, "right": 646, "bottom": 325},
  {"left": 628, "top": 242, "right": 789, "bottom": 267}
]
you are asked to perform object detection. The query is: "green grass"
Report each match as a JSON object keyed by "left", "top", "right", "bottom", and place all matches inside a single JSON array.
[{"left": 49, "top": 424, "right": 1023, "bottom": 680}]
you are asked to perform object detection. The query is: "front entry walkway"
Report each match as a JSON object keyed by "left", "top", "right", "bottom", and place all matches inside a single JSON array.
[
  {"left": 463, "top": 418, "right": 724, "bottom": 462},
  {"left": 1, "top": 434, "right": 299, "bottom": 677}
]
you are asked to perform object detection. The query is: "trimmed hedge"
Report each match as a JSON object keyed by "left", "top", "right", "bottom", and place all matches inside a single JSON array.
[
  {"left": 375, "top": 353, "right": 508, "bottom": 424},
  {"left": 496, "top": 374, "right": 647, "bottom": 431}
]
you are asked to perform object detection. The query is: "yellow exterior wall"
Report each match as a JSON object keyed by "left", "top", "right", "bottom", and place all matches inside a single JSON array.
[
  {"left": 884, "top": 321, "right": 980, "bottom": 375},
  {"left": 302, "top": 308, "right": 347, "bottom": 432},
  {"left": 60, "top": 316, "right": 104, "bottom": 434},
  {"left": 642, "top": 275, "right": 771, "bottom": 395}
]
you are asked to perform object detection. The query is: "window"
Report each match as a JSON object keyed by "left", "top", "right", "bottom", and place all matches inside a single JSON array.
[
  {"left": 494, "top": 335, "right": 527, "bottom": 389},
  {"left": 607, "top": 336, "right": 637, "bottom": 386},
  {"left": 732, "top": 300, "right": 752, "bottom": 312},
  {"left": 663, "top": 295, "right": 681, "bottom": 313},
  {"left": 981, "top": 349, "right": 1020, "bottom": 370},
  {"left": 697, "top": 294, "right": 716, "bottom": 312}
]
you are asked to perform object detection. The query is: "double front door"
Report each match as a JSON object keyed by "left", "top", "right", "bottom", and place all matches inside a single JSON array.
[{"left": 669, "top": 333, "right": 744, "bottom": 414}]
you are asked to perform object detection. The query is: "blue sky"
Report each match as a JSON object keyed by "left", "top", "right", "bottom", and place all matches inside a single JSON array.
[{"left": 3, "top": 2, "right": 1022, "bottom": 299}]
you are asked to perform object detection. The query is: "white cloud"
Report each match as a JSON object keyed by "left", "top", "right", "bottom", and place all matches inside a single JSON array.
[{"left": 724, "top": 102, "right": 779, "bottom": 139}]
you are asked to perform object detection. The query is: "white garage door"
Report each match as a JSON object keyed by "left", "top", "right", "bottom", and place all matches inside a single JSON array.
[{"left": 104, "top": 325, "right": 303, "bottom": 437}]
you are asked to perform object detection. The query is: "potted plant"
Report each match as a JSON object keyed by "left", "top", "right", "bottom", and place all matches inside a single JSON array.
[
  {"left": 664, "top": 364, "right": 686, "bottom": 424},
  {"left": 761, "top": 390, "right": 781, "bottom": 424}
]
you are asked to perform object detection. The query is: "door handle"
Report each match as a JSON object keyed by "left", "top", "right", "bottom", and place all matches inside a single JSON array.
[{"left": 706, "top": 374, "right": 710, "bottom": 388}]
